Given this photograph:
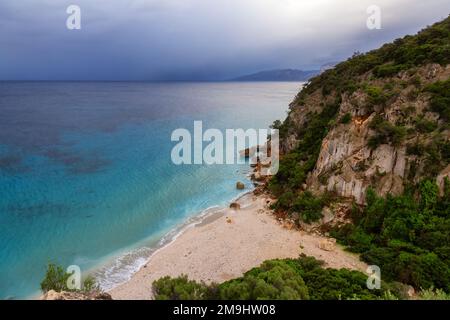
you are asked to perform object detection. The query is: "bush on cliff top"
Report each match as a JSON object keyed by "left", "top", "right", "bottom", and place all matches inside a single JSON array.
[
  {"left": 425, "top": 78, "right": 450, "bottom": 121},
  {"left": 296, "top": 15, "right": 450, "bottom": 99}
]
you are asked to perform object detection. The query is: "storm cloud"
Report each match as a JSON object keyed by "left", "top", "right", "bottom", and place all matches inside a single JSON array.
[{"left": 0, "top": 0, "right": 449, "bottom": 80}]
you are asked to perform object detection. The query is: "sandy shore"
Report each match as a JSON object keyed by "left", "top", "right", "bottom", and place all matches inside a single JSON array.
[{"left": 110, "top": 193, "right": 366, "bottom": 300}]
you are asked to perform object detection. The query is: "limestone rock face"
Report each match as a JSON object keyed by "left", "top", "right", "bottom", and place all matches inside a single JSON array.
[
  {"left": 321, "top": 207, "right": 335, "bottom": 225},
  {"left": 308, "top": 124, "right": 408, "bottom": 203},
  {"left": 437, "top": 164, "right": 450, "bottom": 195},
  {"left": 281, "top": 63, "right": 450, "bottom": 204}
]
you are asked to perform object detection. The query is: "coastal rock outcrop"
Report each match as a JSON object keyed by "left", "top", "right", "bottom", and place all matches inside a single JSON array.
[
  {"left": 280, "top": 61, "right": 450, "bottom": 204},
  {"left": 40, "top": 290, "right": 112, "bottom": 300}
]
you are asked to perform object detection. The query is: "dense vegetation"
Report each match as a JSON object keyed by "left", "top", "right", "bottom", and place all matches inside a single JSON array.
[
  {"left": 331, "top": 180, "right": 450, "bottom": 292},
  {"left": 260, "top": 15, "right": 450, "bottom": 299},
  {"left": 269, "top": 16, "right": 450, "bottom": 225},
  {"left": 295, "top": 15, "right": 450, "bottom": 100},
  {"left": 406, "top": 135, "right": 450, "bottom": 178},
  {"left": 153, "top": 255, "right": 394, "bottom": 300},
  {"left": 425, "top": 78, "right": 450, "bottom": 121},
  {"left": 153, "top": 255, "right": 450, "bottom": 300},
  {"left": 217, "top": 260, "right": 310, "bottom": 300},
  {"left": 368, "top": 114, "right": 406, "bottom": 149}
]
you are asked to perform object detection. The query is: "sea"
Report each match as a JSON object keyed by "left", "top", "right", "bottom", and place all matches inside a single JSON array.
[{"left": 0, "top": 81, "right": 302, "bottom": 299}]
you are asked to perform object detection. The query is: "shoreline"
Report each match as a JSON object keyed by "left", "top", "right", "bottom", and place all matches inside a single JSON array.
[
  {"left": 109, "top": 190, "right": 367, "bottom": 300},
  {"left": 90, "top": 190, "right": 254, "bottom": 293}
]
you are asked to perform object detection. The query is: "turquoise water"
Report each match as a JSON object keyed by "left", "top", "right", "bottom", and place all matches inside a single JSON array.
[{"left": 0, "top": 82, "right": 302, "bottom": 299}]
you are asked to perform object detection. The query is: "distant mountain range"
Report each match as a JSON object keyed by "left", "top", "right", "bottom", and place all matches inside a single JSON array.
[{"left": 230, "top": 69, "right": 320, "bottom": 82}]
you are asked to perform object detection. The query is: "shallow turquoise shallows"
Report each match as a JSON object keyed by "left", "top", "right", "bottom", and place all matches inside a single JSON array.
[{"left": 0, "top": 82, "right": 302, "bottom": 299}]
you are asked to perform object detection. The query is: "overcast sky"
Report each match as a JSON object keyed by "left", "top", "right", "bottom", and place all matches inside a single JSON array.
[{"left": 0, "top": 0, "right": 449, "bottom": 80}]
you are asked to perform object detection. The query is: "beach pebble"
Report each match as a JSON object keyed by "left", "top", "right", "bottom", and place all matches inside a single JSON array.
[
  {"left": 319, "top": 238, "right": 336, "bottom": 251},
  {"left": 230, "top": 202, "right": 241, "bottom": 210}
]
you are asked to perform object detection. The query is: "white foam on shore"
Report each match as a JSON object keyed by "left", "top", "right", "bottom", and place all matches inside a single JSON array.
[{"left": 92, "top": 189, "right": 254, "bottom": 292}]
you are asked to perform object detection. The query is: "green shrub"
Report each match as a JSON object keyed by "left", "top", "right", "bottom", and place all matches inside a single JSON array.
[
  {"left": 153, "top": 275, "right": 216, "bottom": 300},
  {"left": 406, "top": 138, "right": 450, "bottom": 177},
  {"left": 271, "top": 190, "right": 333, "bottom": 224},
  {"left": 40, "top": 263, "right": 99, "bottom": 294},
  {"left": 425, "top": 79, "right": 450, "bottom": 121},
  {"left": 340, "top": 113, "right": 352, "bottom": 124},
  {"left": 419, "top": 288, "right": 450, "bottom": 300},
  {"left": 152, "top": 256, "right": 398, "bottom": 300},
  {"left": 415, "top": 118, "right": 438, "bottom": 133},
  {"left": 271, "top": 191, "right": 295, "bottom": 211},
  {"left": 218, "top": 260, "right": 309, "bottom": 300},
  {"left": 292, "top": 192, "right": 325, "bottom": 223},
  {"left": 82, "top": 276, "right": 98, "bottom": 293},
  {"left": 362, "top": 188, "right": 386, "bottom": 233},
  {"left": 270, "top": 120, "right": 282, "bottom": 130},
  {"left": 420, "top": 180, "right": 439, "bottom": 214},
  {"left": 365, "top": 86, "right": 388, "bottom": 106},
  {"left": 333, "top": 184, "right": 450, "bottom": 292},
  {"left": 368, "top": 115, "right": 406, "bottom": 149},
  {"left": 290, "top": 255, "right": 390, "bottom": 300},
  {"left": 40, "top": 263, "right": 71, "bottom": 293},
  {"left": 342, "top": 80, "right": 359, "bottom": 94},
  {"left": 408, "top": 75, "right": 422, "bottom": 88},
  {"left": 347, "top": 227, "right": 375, "bottom": 252},
  {"left": 373, "top": 63, "right": 406, "bottom": 78},
  {"left": 421, "top": 138, "right": 450, "bottom": 177}
]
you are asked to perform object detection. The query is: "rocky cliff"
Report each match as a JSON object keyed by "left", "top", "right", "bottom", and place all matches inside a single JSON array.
[{"left": 273, "top": 16, "right": 450, "bottom": 205}]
